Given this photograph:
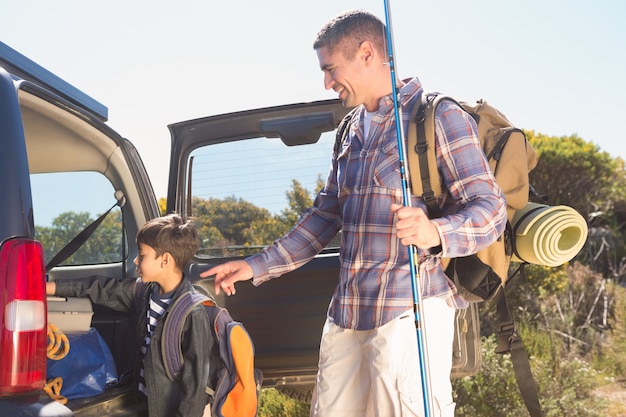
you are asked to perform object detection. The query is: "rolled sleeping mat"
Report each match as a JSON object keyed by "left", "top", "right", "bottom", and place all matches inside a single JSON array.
[{"left": 511, "top": 203, "right": 588, "bottom": 267}]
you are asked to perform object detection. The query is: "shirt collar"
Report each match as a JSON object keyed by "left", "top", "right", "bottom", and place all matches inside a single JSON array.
[{"left": 376, "top": 77, "right": 423, "bottom": 114}]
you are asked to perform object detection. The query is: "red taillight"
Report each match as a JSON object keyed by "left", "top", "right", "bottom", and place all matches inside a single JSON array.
[{"left": 0, "top": 238, "right": 47, "bottom": 396}]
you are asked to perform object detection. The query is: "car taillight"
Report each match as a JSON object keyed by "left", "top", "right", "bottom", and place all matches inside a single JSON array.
[{"left": 0, "top": 238, "right": 47, "bottom": 396}]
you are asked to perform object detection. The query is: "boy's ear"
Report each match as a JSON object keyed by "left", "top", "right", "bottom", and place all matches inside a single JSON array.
[{"left": 161, "top": 252, "right": 181, "bottom": 271}]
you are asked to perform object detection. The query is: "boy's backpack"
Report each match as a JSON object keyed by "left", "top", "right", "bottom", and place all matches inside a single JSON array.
[
  {"left": 136, "top": 281, "right": 262, "bottom": 417},
  {"left": 335, "top": 93, "right": 542, "bottom": 416}
]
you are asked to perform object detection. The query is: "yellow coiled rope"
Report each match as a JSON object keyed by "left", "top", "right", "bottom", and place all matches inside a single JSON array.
[
  {"left": 44, "top": 323, "right": 70, "bottom": 404},
  {"left": 43, "top": 377, "right": 66, "bottom": 404}
]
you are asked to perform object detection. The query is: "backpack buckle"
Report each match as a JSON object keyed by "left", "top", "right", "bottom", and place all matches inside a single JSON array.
[
  {"left": 495, "top": 321, "right": 517, "bottom": 354},
  {"left": 415, "top": 143, "right": 428, "bottom": 154}
]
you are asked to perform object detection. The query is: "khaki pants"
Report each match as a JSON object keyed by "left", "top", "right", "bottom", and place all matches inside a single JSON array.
[{"left": 310, "top": 297, "right": 456, "bottom": 417}]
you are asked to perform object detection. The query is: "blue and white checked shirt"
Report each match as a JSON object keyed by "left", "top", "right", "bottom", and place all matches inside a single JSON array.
[{"left": 248, "top": 77, "right": 507, "bottom": 330}]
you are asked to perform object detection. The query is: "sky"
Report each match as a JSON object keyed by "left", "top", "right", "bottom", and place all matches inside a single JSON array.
[{"left": 1, "top": 0, "right": 625, "bottom": 201}]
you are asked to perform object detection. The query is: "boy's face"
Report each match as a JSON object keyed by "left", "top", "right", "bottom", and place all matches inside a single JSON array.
[{"left": 134, "top": 243, "right": 165, "bottom": 284}]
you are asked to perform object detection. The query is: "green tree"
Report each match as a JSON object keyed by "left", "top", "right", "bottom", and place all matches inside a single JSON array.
[
  {"left": 190, "top": 196, "right": 271, "bottom": 257},
  {"left": 190, "top": 179, "right": 326, "bottom": 257},
  {"left": 36, "top": 209, "right": 123, "bottom": 265},
  {"left": 158, "top": 197, "right": 167, "bottom": 215},
  {"left": 277, "top": 179, "right": 315, "bottom": 227},
  {"left": 527, "top": 131, "right": 626, "bottom": 217}
]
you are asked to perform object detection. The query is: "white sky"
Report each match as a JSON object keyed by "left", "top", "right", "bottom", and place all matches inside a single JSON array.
[{"left": 2, "top": 0, "right": 624, "bottom": 200}]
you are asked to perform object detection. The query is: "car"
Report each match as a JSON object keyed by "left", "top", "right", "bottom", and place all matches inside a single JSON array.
[
  {"left": 0, "top": 41, "right": 158, "bottom": 416},
  {"left": 0, "top": 41, "right": 480, "bottom": 416}
]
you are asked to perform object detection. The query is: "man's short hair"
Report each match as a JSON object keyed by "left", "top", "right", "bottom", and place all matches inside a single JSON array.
[{"left": 313, "top": 9, "right": 387, "bottom": 61}]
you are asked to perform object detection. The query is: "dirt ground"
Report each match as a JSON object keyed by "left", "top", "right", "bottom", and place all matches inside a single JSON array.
[{"left": 593, "top": 380, "right": 626, "bottom": 416}]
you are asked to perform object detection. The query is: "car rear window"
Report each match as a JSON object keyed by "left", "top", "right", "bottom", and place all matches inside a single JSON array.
[{"left": 187, "top": 132, "right": 341, "bottom": 259}]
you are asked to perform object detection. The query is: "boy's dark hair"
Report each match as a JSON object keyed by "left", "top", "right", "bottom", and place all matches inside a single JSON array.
[
  {"left": 136, "top": 213, "right": 199, "bottom": 272},
  {"left": 313, "top": 9, "right": 387, "bottom": 61}
]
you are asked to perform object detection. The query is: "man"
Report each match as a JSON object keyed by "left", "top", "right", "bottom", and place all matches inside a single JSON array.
[{"left": 202, "top": 9, "right": 507, "bottom": 417}]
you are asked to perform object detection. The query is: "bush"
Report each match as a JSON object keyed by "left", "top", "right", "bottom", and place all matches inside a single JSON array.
[
  {"left": 453, "top": 335, "right": 606, "bottom": 417},
  {"left": 258, "top": 388, "right": 309, "bottom": 417}
]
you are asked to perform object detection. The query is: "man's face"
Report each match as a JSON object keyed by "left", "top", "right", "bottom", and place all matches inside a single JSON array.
[{"left": 317, "top": 45, "right": 367, "bottom": 108}]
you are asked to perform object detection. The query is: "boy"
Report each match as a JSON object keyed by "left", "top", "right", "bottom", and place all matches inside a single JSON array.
[{"left": 47, "top": 214, "right": 212, "bottom": 417}]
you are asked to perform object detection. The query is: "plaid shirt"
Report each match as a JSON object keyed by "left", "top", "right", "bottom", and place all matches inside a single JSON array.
[{"left": 248, "top": 78, "right": 506, "bottom": 330}]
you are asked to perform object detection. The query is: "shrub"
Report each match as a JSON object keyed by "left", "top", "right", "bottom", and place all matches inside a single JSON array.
[
  {"left": 258, "top": 388, "right": 309, "bottom": 417},
  {"left": 453, "top": 335, "right": 606, "bottom": 417}
]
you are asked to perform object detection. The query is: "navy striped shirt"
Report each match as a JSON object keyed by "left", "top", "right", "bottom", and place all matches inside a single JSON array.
[{"left": 138, "top": 286, "right": 172, "bottom": 396}]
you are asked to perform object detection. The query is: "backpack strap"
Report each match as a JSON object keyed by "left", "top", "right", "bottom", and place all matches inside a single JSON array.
[
  {"left": 408, "top": 93, "right": 461, "bottom": 219},
  {"left": 493, "top": 284, "right": 542, "bottom": 417},
  {"left": 134, "top": 279, "right": 153, "bottom": 313},
  {"left": 485, "top": 127, "right": 523, "bottom": 164},
  {"left": 161, "top": 290, "right": 214, "bottom": 381},
  {"left": 333, "top": 107, "right": 359, "bottom": 155}
]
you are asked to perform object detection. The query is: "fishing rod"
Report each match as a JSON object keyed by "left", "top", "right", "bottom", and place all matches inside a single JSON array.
[{"left": 382, "top": 1, "right": 434, "bottom": 415}]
